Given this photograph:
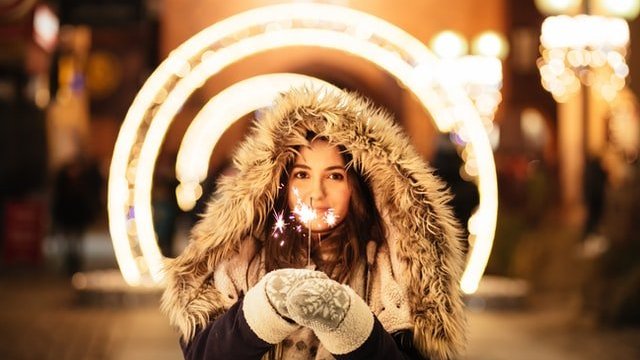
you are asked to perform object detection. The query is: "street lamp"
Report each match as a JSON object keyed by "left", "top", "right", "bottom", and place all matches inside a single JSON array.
[
  {"left": 538, "top": 15, "right": 630, "bottom": 102},
  {"left": 536, "top": 0, "right": 638, "bottom": 102},
  {"left": 430, "top": 30, "right": 508, "bottom": 135},
  {"left": 535, "top": 0, "right": 640, "bottom": 19},
  {"left": 429, "top": 30, "right": 507, "bottom": 183}
]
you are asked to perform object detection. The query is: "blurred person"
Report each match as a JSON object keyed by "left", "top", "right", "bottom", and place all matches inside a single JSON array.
[
  {"left": 583, "top": 146, "right": 640, "bottom": 326},
  {"left": 51, "top": 156, "right": 103, "bottom": 275},
  {"left": 582, "top": 154, "right": 606, "bottom": 241},
  {"left": 161, "top": 88, "right": 467, "bottom": 359},
  {"left": 153, "top": 151, "right": 180, "bottom": 257},
  {"left": 524, "top": 158, "right": 552, "bottom": 226}
]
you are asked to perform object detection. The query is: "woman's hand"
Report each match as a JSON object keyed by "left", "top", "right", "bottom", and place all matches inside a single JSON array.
[
  {"left": 285, "top": 277, "right": 350, "bottom": 331},
  {"left": 246, "top": 268, "right": 374, "bottom": 353},
  {"left": 286, "top": 278, "right": 375, "bottom": 355},
  {"left": 243, "top": 268, "right": 326, "bottom": 344},
  {"left": 263, "top": 268, "right": 328, "bottom": 320}
]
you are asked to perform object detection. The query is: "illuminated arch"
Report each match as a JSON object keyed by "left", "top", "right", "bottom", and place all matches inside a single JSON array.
[{"left": 108, "top": 3, "right": 498, "bottom": 293}]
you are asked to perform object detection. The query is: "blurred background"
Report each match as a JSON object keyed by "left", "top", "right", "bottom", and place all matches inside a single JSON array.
[{"left": 1, "top": 0, "right": 640, "bottom": 359}]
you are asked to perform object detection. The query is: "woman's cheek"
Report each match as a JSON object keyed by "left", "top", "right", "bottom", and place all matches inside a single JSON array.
[{"left": 336, "top": 188, "right": 352, "bottom": 218}]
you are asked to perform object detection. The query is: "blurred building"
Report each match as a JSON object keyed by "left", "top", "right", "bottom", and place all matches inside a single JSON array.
[{"left": 1, "top": 0, "right": 639, "bottom": 288}]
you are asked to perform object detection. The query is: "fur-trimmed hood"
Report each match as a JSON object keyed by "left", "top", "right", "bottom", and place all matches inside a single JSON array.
[{"left": 161, "top": 87, "right": 467, "bottom": 359}]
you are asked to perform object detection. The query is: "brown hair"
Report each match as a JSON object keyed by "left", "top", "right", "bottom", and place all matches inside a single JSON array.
[{"left": 262, "top": 136, "right": 385, "bottom": 283}]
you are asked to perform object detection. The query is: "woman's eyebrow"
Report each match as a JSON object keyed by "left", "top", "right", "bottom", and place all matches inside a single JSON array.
[
  {"left": 292, "top": 164, "right": 310, "bottom": 169},
  {"left": 324, "top": 165, "right": 346, "bottom": 171}
]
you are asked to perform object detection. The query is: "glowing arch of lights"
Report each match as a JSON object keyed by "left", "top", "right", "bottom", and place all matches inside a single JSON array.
[{"left": 108, "top": 3, "right": 498, "bottom": 294}]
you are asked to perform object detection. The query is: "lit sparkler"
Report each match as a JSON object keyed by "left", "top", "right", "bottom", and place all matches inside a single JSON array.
[
  {"left": 291, "top": 187, "right": 317, "bottom": 267},
  {"left": 272, "top": 211, "right": 286, "bottom": 236},
  {"left": 291, "top": 187, "right": 317, "bottom": 226},
  {"left": 280, "top": 187, "right": 341, "bottom": 265},
  {"left": 323, "top": 208, "right": 337, "bottom": 227}
]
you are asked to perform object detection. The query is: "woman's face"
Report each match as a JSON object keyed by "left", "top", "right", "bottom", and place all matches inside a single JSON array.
[{"left": 288, "top": 140, "right": 352, "bottom": 233}]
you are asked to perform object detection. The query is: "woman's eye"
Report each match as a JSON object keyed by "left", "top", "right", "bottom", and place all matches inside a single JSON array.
[
  {"left": 293, "top": 171, "right": 309, "bottom": 179},
  {"left": 328, "top": 172, "right": 345, "bottom": 181}
]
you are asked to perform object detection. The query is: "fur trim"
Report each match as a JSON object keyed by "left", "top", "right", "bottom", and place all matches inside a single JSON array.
[{"left": 161, "top": 87, "right": 467, "bottom": 359}]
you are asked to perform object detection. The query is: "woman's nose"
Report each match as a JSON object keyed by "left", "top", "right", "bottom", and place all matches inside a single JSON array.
[{"left": 309, "top": 177, "right": 325, "bottom": 200}]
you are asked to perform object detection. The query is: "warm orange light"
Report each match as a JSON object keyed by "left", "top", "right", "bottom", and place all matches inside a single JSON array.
[{"left": 108, "top": 3, "right": 498, "bottom": 294}]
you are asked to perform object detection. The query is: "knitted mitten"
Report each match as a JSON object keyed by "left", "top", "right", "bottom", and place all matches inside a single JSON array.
[
  {"left": 286, "top": 277, "right": 375, "bottom": 355},
  {"left": 264, "top": 268, "right": 329, "bottom": 319},
  {"left": 242, "top": 268, "right": 326, "bottom": 344}
]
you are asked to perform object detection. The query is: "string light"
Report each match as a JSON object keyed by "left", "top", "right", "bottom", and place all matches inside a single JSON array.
[{"left": 538, "top": 15, "right": 630, "bottom": 102}]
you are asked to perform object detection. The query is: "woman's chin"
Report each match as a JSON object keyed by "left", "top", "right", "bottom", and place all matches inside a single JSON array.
[
  {"left": 310, "top": 225, "right": 332, "bottom": 234},
  {"left": 310, "top": 222, "right": 344, "bottom": 235}
]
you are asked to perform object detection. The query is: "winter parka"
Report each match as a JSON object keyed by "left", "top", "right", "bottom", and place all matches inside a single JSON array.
[{"left": 161, "top": 87, "right": 467, "bottom": 360}]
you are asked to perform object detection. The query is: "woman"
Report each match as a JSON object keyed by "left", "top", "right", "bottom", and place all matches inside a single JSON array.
[{"left": 161, "top": 87, "right": 467, "bottom": 360}]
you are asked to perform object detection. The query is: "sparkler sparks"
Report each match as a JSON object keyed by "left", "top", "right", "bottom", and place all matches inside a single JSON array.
[
  {"left": 289, "top": 187, "right": 340, "bottom": 230},
  {"left": 273, "top": 211, "right": 286, "bottom": 236},
  {"left": 295, "top": 203, "right": 317, "bottom": 225},
  {"left": 272, "top": 187, "right": 340, "bottom": 266},
  {"left": 291, "top": 187, "right": 317, "bottom": 267},
  {"left": 291, "top": 187, "right": 317, "bottom": 226},
  {"left": 323, "top": 209, "right": 337, "bottom": 227}
]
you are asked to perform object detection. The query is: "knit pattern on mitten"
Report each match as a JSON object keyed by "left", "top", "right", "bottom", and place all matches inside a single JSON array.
[
  {"left": 264, "top": 268, "right": 328, "bottom": 319},
  {"left": 287, "top": 277, "right": 374, "bottom": 355},
  {"left": 243, "top": 268, "right": 325, "bottom": 344},
  {"left": 286, "top": 277, "right": 351, "bottom": 332}
]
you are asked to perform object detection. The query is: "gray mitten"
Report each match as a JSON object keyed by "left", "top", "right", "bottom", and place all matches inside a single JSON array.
[
  {"left": 286, "top": 278, "right": 374, "bottom": 355},
  {"left": 285, "top": 277, "right": 350, "bottom": 331},
  {"left": 242, "top": 268, "right": 326, "bottom": 344},
  {"left": 264, "top": 268, "right": 329, "bottom": 319}
]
